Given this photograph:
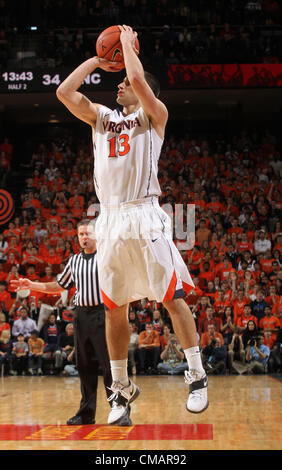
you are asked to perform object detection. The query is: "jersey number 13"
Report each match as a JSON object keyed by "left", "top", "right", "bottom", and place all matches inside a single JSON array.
[{"left": 108, "top": 134, "right": 130, "bottom": 158}]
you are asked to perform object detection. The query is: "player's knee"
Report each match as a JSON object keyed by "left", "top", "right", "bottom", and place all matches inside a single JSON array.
[{"left": 162, "top": 297, "right": 184, "bottom": 313}]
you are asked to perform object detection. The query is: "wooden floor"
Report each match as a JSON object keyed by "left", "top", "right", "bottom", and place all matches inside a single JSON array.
[{"left": 0, "top": 374, "right": 281, "bottom": 450}]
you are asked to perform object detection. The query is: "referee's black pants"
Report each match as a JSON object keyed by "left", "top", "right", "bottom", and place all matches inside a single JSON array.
[{"left": 73, "top": 305, "right": 112, "bottom": 421}]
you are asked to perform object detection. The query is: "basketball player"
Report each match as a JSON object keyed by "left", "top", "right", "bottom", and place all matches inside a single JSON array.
[{"left": 56, "top": 24, "right": 209, "bottom": 425}]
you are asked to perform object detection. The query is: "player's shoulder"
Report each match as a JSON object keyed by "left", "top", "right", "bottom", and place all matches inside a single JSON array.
[{"left": 97, "top": 104, "right": 115, "bottom": 117}]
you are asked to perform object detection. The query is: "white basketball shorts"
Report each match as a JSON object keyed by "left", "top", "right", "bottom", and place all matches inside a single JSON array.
[{"left": 95, "top": 197, "right": 194, "bottom": 310}]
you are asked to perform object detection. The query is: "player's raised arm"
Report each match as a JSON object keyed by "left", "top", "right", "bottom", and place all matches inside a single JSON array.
[
  {"left": 56, "top": 57, "right": 122, "bottom": 127},
  {"left": 119, "top": 25, "right": 168, "bottom": 138}
]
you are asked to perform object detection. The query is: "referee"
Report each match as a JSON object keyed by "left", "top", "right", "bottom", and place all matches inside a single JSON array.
[{"left": 11, "top": 219, "right": 130, "bottom": 426}]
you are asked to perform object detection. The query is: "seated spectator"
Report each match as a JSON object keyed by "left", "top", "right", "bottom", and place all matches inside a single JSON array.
[
  {"left": 157, "top": 333, "right": 187, "bottom": 375},
  {"left": 11, "top": 307, "right": 37, "bottom": 340},
  {"left": 62, "top": 349, "right": 77, "bottom": 376},
  {"left": 138, "top": 321, "right": 160, "bottom": 374},
  {"left": 202, "top": 337, "right": 227, "bottom": 375},
  {"left": 11, "top": 333, "right": 29, "bottom": 375},
  {"left": 128, "top": 323, "right": 139, "bottom": 375},
  {"left": 42, "top": 313, "right": 60, "bottom": 372},
  {"left": 159, "top": 323, "right": 172, "bottom": 351},
  {"left": 242, "top": 319, "right": 259, "bottom": 349},
  {"left": 54, "top": 323, "right": 74, "bottom": 374},
  {"left": 243, "top": 333, "right": 270, "bottom": 374},
  {"left": 227, "top": 327, "right": 245, "bottom": 374},
  {"left": 0, "top": 329, "right": 13, "bottom": 375},
  {"left": 200, "top": 324, "right": 224, "bottom": 349},
  {"left": 28, "top": 329, "right": 44, "bottom": 375},
  {"left": 128, "top": 310, "right": 140, "bottom": 333}
]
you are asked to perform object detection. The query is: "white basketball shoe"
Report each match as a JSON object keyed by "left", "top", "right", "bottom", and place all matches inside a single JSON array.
[
  {"left": 185, "top": 369, "right": 209, "bottom": 413},
  {"left": 107, "top": 379, "right": 140, "bottom": 425}
]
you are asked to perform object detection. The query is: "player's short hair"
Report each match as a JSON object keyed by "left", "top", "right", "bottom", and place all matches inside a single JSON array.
[{"left": 144, "top": 71, "right": 160, "bottom": 97}]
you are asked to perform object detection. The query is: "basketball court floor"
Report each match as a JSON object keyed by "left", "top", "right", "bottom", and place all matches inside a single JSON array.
[{"left": 0, "top": 374, "right": 280, "bottom": 451}]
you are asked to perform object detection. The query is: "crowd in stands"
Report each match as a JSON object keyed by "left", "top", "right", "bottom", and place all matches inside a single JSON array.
[
  {"left": 0, "top": 1, "right": 282, "bottom": 69},
  {"left": 0, "top": 125, "right": 281, "bottom": 377}
]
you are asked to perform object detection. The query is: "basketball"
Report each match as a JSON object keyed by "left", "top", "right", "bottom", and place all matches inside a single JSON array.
[{"left": 96, "top": 25, "right": 140, "bottom": 68}]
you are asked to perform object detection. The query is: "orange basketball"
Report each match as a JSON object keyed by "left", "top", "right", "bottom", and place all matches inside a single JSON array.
[{"left": 96, "top": 25, "right": 139, "bottom": 68}]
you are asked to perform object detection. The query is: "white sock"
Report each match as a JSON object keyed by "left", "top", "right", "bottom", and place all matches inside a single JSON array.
[
  {"left": 110, "top": 359, "right": 129, "bottom": 386},
  {"left": 184, "top": 346, "right": 205, "bottom": 375}
]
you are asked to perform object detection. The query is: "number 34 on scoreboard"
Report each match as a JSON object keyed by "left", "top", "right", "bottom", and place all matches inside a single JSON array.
[{"left": 42, "top": 74, "right": 61, "bottom": 86}]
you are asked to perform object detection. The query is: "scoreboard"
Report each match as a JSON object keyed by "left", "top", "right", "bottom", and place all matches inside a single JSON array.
[{"left": 0, "top": 68, "right": 124, "bottom": 93}]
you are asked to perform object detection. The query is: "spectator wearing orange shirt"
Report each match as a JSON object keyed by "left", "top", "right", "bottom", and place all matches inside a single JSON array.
[
  {"left": 0, "top": 281, "right": 12, "bottom": 313},
  {"left": 213, "top": 289, "right": 232, "bottom": 319},
  {"left": 184, "top": 277, "right": 203, "bottom": 309},
  {"left": 68, "top": 188, "right": 85, "bottom": 209},
  {"left": 48, "top": 224, "right": 62, "bottom": 247},
  {"left": 21, "top": 247, "right": 44, "bottom": 274},
  {"left": 198, "top": 261, "right": 216, "bottom": 287},
  {"left": 236, "top": 304, "right": 258, "bottom": 332},
  {"left": 195, "top": 219, "right": 211, "bottom": 246},
  {"left": 138, "top": 322, "right": 160, "bottom": 374},
  {"left": 233, "top": 289, "right": 249, "bottom": 325},
  {"left": 200, "top": 324, "right": 224, "bottom": 349},
  {"left": 187, "top": 246, "right": 203, "bottom": 275},
  {"left": 272, "top": 301, "right": 282, "bottom": 328},
  {"left": 43, "top": 247, "right": 63, "bottom": 273},
  {"left": 71, "top": 200, "right": 84, "bottom": 219},
  {"left": 62, "top": 221, "right": 77, "bottom": 241},
  {"left": 259, "top": 250, "right": 276, "bottom": 275},
  {"left": 206, "top": 194, "right": 225, "bottom": 214},
  {"left": 237, "top": 233, "right": 254, "bottom": 253},
  {"left": 227, "top": 218, "right": 243, "bottom": 237},
  {"left": 22, "top": 192, "right": 41, "bottom": 210},
  {"left": 218, "top": 258, "right": 236, "bottom": 282},
  {"left": 259, "top": 305, "right": 280, "bottom": 341},
  {"left": 265, "top": 285, "right": 280, "bottom": 307}
]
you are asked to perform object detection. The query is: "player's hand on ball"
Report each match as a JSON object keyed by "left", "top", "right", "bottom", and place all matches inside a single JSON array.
[
  {"left": 95, "top": 56, "right": 124, "bottom": 72},
  {"left": 118, "top": 25, "right": 139, "bottom": 55}
]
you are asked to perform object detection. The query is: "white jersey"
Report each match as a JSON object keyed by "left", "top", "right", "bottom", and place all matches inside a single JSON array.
[{"left": 93, "top": 105, "right": 163, "bottom": 204}]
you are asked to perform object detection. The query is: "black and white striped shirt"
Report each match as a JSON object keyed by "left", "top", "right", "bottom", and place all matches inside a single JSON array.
[{"left": 57, "top": 251, "right": 103, "bottom": 307}]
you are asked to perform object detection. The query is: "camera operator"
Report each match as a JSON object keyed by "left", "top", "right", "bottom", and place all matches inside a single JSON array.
[
  {"left": 202, "top": 337, "right": 227, "bottom": 375},
  {"left": 244, "top": 333, "right": 270, "bottom": 374},
  {"left": 228, "top": 327, "right": 245, "bottom": 374}
]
